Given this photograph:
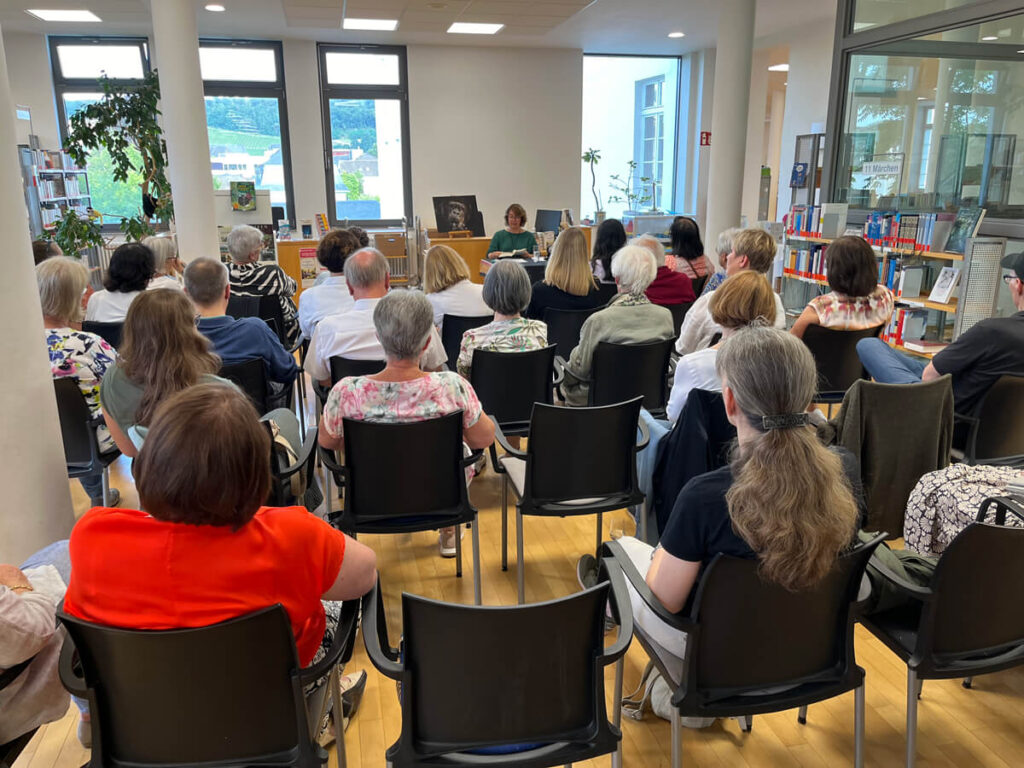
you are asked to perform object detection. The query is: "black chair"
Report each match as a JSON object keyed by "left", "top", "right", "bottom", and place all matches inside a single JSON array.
[
  {"left": 228, "top": 293, "right": 299, "bottom": 352},
  {"left": 82, "top": 321, "right": 123, "bottom": 350},
  {"left": 801, "top": 324, "right": 883, "bottom": 411},
  {"left": 313, "top": 356, "right": 387, "bottom": 414},
  {"left": 690, "top": 274, "right": 709, "bottom": 296},
  {"left": 53, "top": 379, "right": 120, "bottom": 505},
  {"left": 952, "top": 374, "right": 1024, "bottom": 466},
  {"left": 558, "top": 339, "right": 675, "bottom": 419},
  {"left": 261, "top": 414, "right": 321, "bottom": 513},
  {"left": 440, "top": 313, "right": 493, "bottom": 371},
  {"left": 596, "top": 281, "right": 618, "bottom": 305},
  {"left": 861, "top": 515, "right": 1024, "bottom": 768},
  {"left": 360, "top": 560, "right": 633, "bottom": 767},
  {"left": 493, "top": 398, "right": 647, "bottom": 603},
  {"left": 605, "top": 534, "right": 884, "bottom": 768},
  {"left": 220, "top": 358, "right": 270, "bottom": 415},
  {"left": 1, "top": 658, "right": 39, "bottom": 768},
  {"left": 469, "top": 346, "right": 557, "bottom": 435},
  {"left": 542, "top": 306, "right": 602, "bottom": 359},
  {"left": 665, "top": 301, "right": 694, "bottom": 337},
  {"left": 319, "top": 411, "right": 484, "bottom": 604},
  {"left": 58, "top": 602, "right": 360, "bottom": 768}
]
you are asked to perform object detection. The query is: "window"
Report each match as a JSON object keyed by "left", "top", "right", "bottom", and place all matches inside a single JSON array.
[
  {"left": 50, "top": 37, "right": 150, "bottom": 225},
  {"left": 317, "top": 44, "right": 411, "bottom": 226},
  {"left": 636, "top": 76, "right": 667, "bottom": 210},
  {"left": 852, "top": 0, "right": 988, "bottom": 33},
  {"left": 200, "top": 40, "right": 294, "bottom": 220}
]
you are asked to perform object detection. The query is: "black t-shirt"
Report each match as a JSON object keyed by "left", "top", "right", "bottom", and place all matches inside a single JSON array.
[
  {"left": 931, "top": 311, "right": 1024, "bottom": 414},
  {"left": 523, "top": 281, "right": 606, "bottom": 320}
]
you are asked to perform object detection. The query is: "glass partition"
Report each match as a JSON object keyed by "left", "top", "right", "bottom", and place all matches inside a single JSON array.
[{"left": 852, "top": 0, "right": 987, "bottom": 32}]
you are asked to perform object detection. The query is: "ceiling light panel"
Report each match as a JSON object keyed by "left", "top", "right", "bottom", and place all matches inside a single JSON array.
[
  {"left": 26, "top": 9, "right": 102, "bottom": 22},
  {"left": 344, "top": 18, "right": 400, "bottom": 30},
  {"left": 448, "top": 22, "right": 504, "bottom": 34},
  {"left": 768, "top": 63, "right": 789, "bottom": 72}
]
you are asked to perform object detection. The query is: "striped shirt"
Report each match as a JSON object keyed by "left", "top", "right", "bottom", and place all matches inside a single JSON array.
[{"left": 228, "top": 261, "right": 300, "bottom": 346}]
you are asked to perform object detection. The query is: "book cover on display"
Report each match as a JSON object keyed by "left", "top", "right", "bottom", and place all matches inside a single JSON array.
[
  {"left": 230, "top": 181, "right": 256, "bottom": 211},
  {"left": 944, "top": 207, "right": 986, "bottom": 255}
]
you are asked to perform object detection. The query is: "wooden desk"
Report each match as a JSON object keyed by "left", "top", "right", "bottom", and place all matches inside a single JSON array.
[
  {"left": 434, "top": 227, "right": 592, "bottom": 285},
  {"left": 275, "top": 239, "right": 319, "bottom": 301}
]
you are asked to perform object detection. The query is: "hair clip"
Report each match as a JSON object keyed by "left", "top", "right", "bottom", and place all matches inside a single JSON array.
[{"left": 761, "top": 413, "right": 811, "bottom": 431}]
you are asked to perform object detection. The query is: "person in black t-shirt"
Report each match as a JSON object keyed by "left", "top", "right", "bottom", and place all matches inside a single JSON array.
[
  {"left": 613, "top": 326, "right": 861, "bottom": 715},
  {"left": 857, "top": 251, "right": 1024, "bottom": 415}
]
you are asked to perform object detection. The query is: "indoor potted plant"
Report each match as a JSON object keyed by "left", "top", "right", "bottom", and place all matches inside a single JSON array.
[
  {"left": 581, "top": 148, "right": 605, "bottom": 223},
  {"left": 608, "top": 160, "right": 653, "bottom": 215}
]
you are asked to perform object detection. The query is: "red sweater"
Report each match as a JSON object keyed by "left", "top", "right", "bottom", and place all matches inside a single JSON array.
[{"left": 645, "top": 266, "right": 695, "bottom": 306}]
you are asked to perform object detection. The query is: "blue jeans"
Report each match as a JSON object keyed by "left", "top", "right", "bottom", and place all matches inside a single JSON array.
[
  {"left": 78, "top": 472, "right": 104, "bottom": 504},
  {"left": 856, "top": 338, "right": 928, "bottom": 384}
]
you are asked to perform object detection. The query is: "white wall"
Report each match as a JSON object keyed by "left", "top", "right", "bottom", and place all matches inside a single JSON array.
[
  {"left": 2, "top": 30, "right": 60, "bottom": 149},
  {"left": 740, "top": 49, "right": 770, "bottom": 226},
  {"left": 407, "top": 45, "right": 582, "bottom": 235}
]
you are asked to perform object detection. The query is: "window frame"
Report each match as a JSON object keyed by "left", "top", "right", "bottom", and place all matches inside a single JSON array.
[
  {"left": 316, "top": 43, "right": 413, "bottom": 228},
  {"left": 634, "top": 74, "right": 668, "bottom": 210},
  {"left": 199, "top": 38, "right": 296, "bottom": 224}
]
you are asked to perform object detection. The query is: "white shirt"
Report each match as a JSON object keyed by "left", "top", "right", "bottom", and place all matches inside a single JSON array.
[
  {"left": 85, "top": 289, "right": 143, "bottom": 322},
  {"left": 307, "top": 296, "right": 447, "bottom": 382},
  {"left": 426, "top": 280, "right": 491, "bottom": 330},
  {"left": 147, "top": 274, "right": 184, "bottom": 292},
  {"left": 667, "top": 347, "right": 721, "bottom": 423},
  {"left": 675, "top": 289, "right": 785, "bottom": 356},
  {"left": 298, "top": 274, "right": 355, "bottom": 339}
]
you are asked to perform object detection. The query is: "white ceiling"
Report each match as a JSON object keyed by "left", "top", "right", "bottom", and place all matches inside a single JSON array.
[{"left": 0, "top": 0, "right": 833, "bottom": 54}]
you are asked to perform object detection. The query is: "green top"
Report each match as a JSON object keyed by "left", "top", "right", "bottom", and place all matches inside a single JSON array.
[{"left": 488, "top": 229, "right": 538, "bottom": 255}]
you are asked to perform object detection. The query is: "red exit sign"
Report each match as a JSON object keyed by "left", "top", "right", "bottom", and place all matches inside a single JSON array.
[{"left": 700, "top": 131, "right": 711, "bottom": 146}]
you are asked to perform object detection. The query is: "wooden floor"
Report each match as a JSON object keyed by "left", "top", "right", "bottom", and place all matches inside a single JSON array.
[{"left": 16, "top": 426, "right": 1024, "bottom": 768}]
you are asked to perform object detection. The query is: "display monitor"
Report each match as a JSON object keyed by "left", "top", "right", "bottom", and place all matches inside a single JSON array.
[{"left": 534, "top": 209, "right": 562, "bottom": 233}]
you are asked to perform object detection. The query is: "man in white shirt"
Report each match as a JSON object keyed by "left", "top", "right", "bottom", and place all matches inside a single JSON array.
[
  {"left": 298, "top": 229, "right": 359, "bottom": 339},
  {"left": 307, "top": 248, "right": 447, "bottom": 385},
  {"left": 675, "top": 228, "right": 785, "bottom": 356}
]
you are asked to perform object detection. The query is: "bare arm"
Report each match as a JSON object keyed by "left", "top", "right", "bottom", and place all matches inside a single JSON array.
[
  {"left": 646, "top": 547, "right": 701, "bottom": 614},
  {"left": 322, "top": 535, "right": 377, "bottom": 601},
  {"left": 789, "top": 305, "right": 819, "bottom": 340},
  {"left": 318, "top": 425, "right": 343, "bottom": 453},
  {"left": 921, "top": 362, "right": 940, "bottom": 382},
  {"left": 102, "top": 405, "right": 138, "bottom": 458},
  {"left": 464, "top": 412, "right": 495, "bottom": 450}
]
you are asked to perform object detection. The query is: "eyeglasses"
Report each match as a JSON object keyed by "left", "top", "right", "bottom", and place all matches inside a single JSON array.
[
  {"left": 1003, "top": 274, "right": 1020, "bottom": 285},
  {"left": 193, "top": 314, "right": 202, "bottom": 326}
]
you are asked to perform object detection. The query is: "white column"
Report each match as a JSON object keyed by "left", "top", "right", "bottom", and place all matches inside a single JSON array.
[
  {"left": 0, "top": 25, "right": 76, "bottom": 563},
  {"left": 149, "top": 0, "right": 219, "bottom": 262},
  {"left": 705, "top": 0, "right": 755, "bottom": 243}
]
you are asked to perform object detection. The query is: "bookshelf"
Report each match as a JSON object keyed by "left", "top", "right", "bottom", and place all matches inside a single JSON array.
[{"left": 18, "top": 147, "right": 92, "bottom": 239}]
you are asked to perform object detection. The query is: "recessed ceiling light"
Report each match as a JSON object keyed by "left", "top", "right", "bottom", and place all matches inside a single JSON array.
[
  {"left": 917, "top": 96, "right": 926, "bottom": 100},
  {"left": 26, "top": 9, "right": 101, "bottom": 22},
  {"left": 981, "top": 35, "right": 998, "bottom": 41},
  {"left": 344, "top": 18, "right": 399, "bottom": 31},
  {"left": 784, "top": 81, "right": 788, "bottom": 86},
  {"left": 768, "top": 63, "right": 789, "bottom": 72},
  {"left": 447, "top": 22, "right": 504, "bottom": 34},
  {"left": 1018, "top": 49, "right": 1024, "bottom": 54},
  {"left": 668, "top": 31, "right": 685, "bottom": 38},
  {"left": 204, "top": 4, "right": 226, "bottom": 11}
]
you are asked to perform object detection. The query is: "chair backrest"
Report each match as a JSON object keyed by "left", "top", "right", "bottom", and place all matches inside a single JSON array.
[
  {"left": 342, "top": 411, "right": 469, "bottom": 527},
  {"left": 398, "top": 583, "right": 612, "bottom": 754},
  {"left": 596, "top": 281, "right": 618, "bottom": 305},
  {"left": 542, "top": 306, "right": 602, "bottom": 358},
  {"left": 525, "top": 398, "right": 643, "bottom": 506},
  {"left": 226, "top": 295, "right": 286, "bottom": 345},
  {"left": 970, "top": 375, "right": 1024, "bottom": 461},
  {"left": 219, "top": 358, "right": 269, "bottom": 414},
  {"left": 225, "top": 294, "right": 261, "bottom": 319},
  {"left": 801, "top": 324, "right": 883, "bottom": 397},
  {"left": 329, "top": 355, "right": 386, "bottom": 384},
  {"left": 682, "top": 539, "right": 878, "bottom": 700},
  {"left": 926, "top": 522, "right": 1024, "bottom": 659},
  {"left": 665, "top": 302, "right": 694, "bottom": 337},
  {"left": 58, "top": 605, "right": 315, "bottom": 768},
  {"left": 690, "top": 274, "right": 709, "bottom": 296},
  {"left": 590, "top": 339, "right": 675, "bottom": 417},
  {"left": 522, "top": 261, "right": 546, "bottom": 284},
  {"left": 440, "top": 314, "right": 493, "bottom": 371},
  {"left": 53, "top": 378, "right": 97, "bottom": 468},
  {"left": 469, "top": 345, "right": 555, "bottom": 431},
  {"left": 81, "top": 321, "right": 123, "bottom": 350}
]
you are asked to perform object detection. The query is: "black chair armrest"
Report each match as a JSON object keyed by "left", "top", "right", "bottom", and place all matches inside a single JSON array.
[
  {"left": 277, "top": 427, "right": 318, "bottom": 480},
  {"left": 953, "top": 411, "right": 979, "bottom": 427},
  {"left": 317, "top": 444, "right": 348, "bottom": 493},
  {"left": 360, "top": 580, "right": 403, "bottom": 679},
  {"left": 298, "top": 598, "right": 360, "bottom": 684},
  {"left": 314, "top": 382, "right": 332, "bottom": 408},
  {"left": 554, "top": 355, "right": 590, "bottom": 384},
  {"left": 0, "top": 657, "right": 33, "bottom": 692},
  {"left": 636, "top": 418, "right": 650, "bottom": 452},
  {"left": 58, "top": 635, "right": 88, "bottom": 697},
  {"left": 492, "top": 420, "right": 527, "bottom": 460},
  {"left": 977, "top": 495, "right": 1024, "bottom": 525},
  {"left": 460, "top": 447, "right": 485, "bottom": 468},
  {"left": 866, "top": 548, "right": 934, "bottom": 600},
  {"left": 598, "top": 557, "right": 633, "bottom": 664},
  {"left": 287, "top": 338, "right": 304, "bottom": 356},
  {"left": 601, "top": 540, "right": 697, "bottom": 633}
]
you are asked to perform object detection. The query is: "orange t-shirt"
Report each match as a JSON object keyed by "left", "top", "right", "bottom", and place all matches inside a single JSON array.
[{"left": 64, "top": 506, "right": 347, "bottom": 666}]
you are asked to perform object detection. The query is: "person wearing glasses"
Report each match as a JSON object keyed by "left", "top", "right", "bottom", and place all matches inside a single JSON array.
[{"left": 856, "top": 251, "right": 1024, "bottom": 416}]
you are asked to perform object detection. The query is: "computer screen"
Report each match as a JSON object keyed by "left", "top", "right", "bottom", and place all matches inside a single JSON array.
[{"left": 534, "top": 209, "right": 562, "bottom": 233}]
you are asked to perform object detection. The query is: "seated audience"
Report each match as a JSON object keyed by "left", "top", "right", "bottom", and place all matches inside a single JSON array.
[
  {"left": 185, "top": 258, "right": 298, "bottom": 405},
  {"left": 85, "top": 242, "right": 155, "bottom": 322},
  {"left": 635, "top": 234, "right": 695, "bottom": 307},
  {"left": 591, "top": 218, "right": 627, "bottom": 282},
  {"left": 313, "top": 227, "right": 371, "bottom": 288},
  {"left": 143, "top": 234, "right": 183, "bottom": 291},
  {"left": 423, "top": 245, "right": 491, "bottom": 330},
  {"left": 610, "top": 326, "right": 860, "bottom": 720},
  {"left": 100, "top": 289, "right": 222, "bottom": 457},
  {"left": 670, "top": 216, "right": 711, "bottom": 280},
  {"left": 699, "top": 227, "right": 740, "bottom": 297},
  {"left": 790, "top": 236, "right": 893, "bottom": 338},
  {"left": 298, "top": 229, "right": 360, "bottom": 339},
  {"left": 457, "top": 259, "right": 547, "bottom": 379},
  {"left": 676, "top": 228, "right": 785, "bottom": 355},
  {"left": 307, "top": 248, "right": 446, "bottom": 385},
  {"left": 38, "top": 257, "right": 120, "bottom": 507},
  {"left": 667, "top": 271, "right": 776, "bottom": 423},
  {"left": 319, "top": 291, "right": 495, "bottom": 557},
  {"left": 487, "top": 203, "right": 538, "bottom": 258},
  {"left": 32, "top": 239, "right": 61, "bottom": 265},
  {"left": 63, "top": 383, "right": 378, "bottom": 725},
  {"left": 226, "top": 224, "right": 300, "bottom": 346},
  {"left": 857, "top": 251, "right": 1024, "bottom": 416},
  {"left": 561, "top": 245, "right": 674, "bottom": 406},
  {"left": 524, "top": 227, "right": 605, "bottom": 319}
]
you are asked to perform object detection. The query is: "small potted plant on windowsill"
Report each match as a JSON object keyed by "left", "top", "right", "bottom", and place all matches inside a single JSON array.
[
  {"left": 581, "top": 148, "right": 605, "bottom": 224},
  {"left": 608, "top": 160, "right": 653, "bottom": 217}
]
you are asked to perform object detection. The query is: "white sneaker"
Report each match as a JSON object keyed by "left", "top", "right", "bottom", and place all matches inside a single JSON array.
[{"left": 439, "top": 527, "right": 463, "bottom": 557}]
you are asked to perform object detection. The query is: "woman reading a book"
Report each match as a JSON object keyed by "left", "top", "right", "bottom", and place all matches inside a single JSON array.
[
  {"left": 789, "top": 235, "right": 893, "bottom": 339},
  {"left": 487, "top": 203, "right": 538, "bottom": 258}
]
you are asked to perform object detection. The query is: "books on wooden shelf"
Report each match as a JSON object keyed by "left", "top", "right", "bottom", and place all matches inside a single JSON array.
[
  {"left": 902, "top": 339, "right": 949, "bottom": 355},
  {"left": 881, "top": 307, "right": 928, "bottom": 346},
  {"left": 928, "top": 267, "right": 961, "bottom": 304},
  {"left": 782, "top": 243, "right": 827, "bottom": 281},
  {"left": 786, "top": 205, "right": 956, "bottom": 253}
]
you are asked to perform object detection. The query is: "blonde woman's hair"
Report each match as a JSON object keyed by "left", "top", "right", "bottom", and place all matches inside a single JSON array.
[
  {"left": 544, "top": 226, "right": 597, "bottom": 296},
  {"left": 143, "top": 234, "right": 177, "bottom": 274},
  {"left": 710, "top": 271, "right": 777, "bottom": 329},
  {"left": 715, "top": 326, "right": 858, "bottom": 591},
  {"left": 424, "top": 245, "right": 471, "bottom": 294},
  {"left": 732, "top": 228, "right": 777, "bottom": 274},
  {"left": 37, "top": 256, "right": 89, "bottom": 324}
]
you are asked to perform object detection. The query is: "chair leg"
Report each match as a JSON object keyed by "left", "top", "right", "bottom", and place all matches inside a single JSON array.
[
  {"left": 455, "top": 521, "right": 463, "bottom": 578},
  {"left": 323, "top": 468, "right": 332, "bottom": 520},
  {"left": 101, "top": 467, "right": 111, "bottom": 506},
  {"left": 962, "top": 677, "right": 974, "bottom": 689},
  {"left": 854, "top": 682, "right": 865, "bottom": 768},
  {"left": 916, "top": 678, "right": 923, "bottom": 699},
  {"left": 612, "top": 657, "right": 624, "bottom": 768},
  {"left": 501, "top": 475, "right": 508, "bottom": 572},
  {"left": 906, "top": 668, "right": 919, "bottom": 768},
  {"left": 595, "top": 511, "right": 603, "bottom": 555},
  {"left": 798, "top": 704, "right": 808, "bottom": 724},
  {"left": 740, "top": 715, "right": 752, "bottom": 733},
  {"left": 517, "top": 511, "right": 525, "bottom": 605},
  {"left": 639, "top": 500, "right": 648, "bottom": 543},
  {"left": 671, "top": 708, "right": 682, "bottom": 768},
  {"left": 471, "top": 515, "right": 482, "bottom": 606},
  {"left": 332, "top": 665, "right": 348, "bottom": 768}
]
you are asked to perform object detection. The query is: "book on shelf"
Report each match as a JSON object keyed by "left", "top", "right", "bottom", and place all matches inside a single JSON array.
[
  {"left": 314, "top": 213, "right": 330, "bottom": 239},
  {"left": 819, "top": 203, "right": 848, "bottom": 238},
  {"left": 944, "top": 207, "right": 985, "bottom": 255},
  {"left": 928, "top": 267, "right": 960, "bottom": 304},
  {"left": 902, "top": 339, "right": 949, "bottom": 354},
  {"left": 881, "top": 307, "right": 928, "bottom": 346},
  {"left": 896, "top": 264, "right": 926, "bottom": 299}
]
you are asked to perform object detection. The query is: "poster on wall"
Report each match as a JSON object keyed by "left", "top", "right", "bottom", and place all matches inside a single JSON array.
[
  {"left": 432, "top": 195, "right": 485, "bottom": 236},
  {"left": 299, "top": 247, "right": 319, "bottom": 288},
  {"left": 231, "top": 181, "right": 256, "bottom": 211}
]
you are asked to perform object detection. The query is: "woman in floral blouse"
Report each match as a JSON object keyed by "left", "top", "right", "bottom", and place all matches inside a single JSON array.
[
  {"left": 790, "top": 235, "right": 894, "bottom": 338},
  {"left": 38, "top": 257, "right": 119, "bottom": 507},
  {"left": 319, "top": 290, "right": 495, "bottom": 558},
  {"left": 457, "top": 259, "right": 547, "bottom": 379}
]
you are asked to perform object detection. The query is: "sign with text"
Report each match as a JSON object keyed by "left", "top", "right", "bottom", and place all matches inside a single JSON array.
[
  {"left": 860, "top": 160, "right": 903, "bottom": 176},
  {"left": 700, "top": 131, "right": 711, "bottom": 146}
]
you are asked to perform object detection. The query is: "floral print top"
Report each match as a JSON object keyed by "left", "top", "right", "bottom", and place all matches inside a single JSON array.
[
  {"left": 46, "top": 327, "right": 117, "bottom": 453},
  {"left": 677, "top": 255, "right": 711, "bottom": 279},
  {"left": 809, "top": 285, "right": 894, "bottom": 331},
  {"left": 456, "top": 318, "right": 548, "bottom": 378}
]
